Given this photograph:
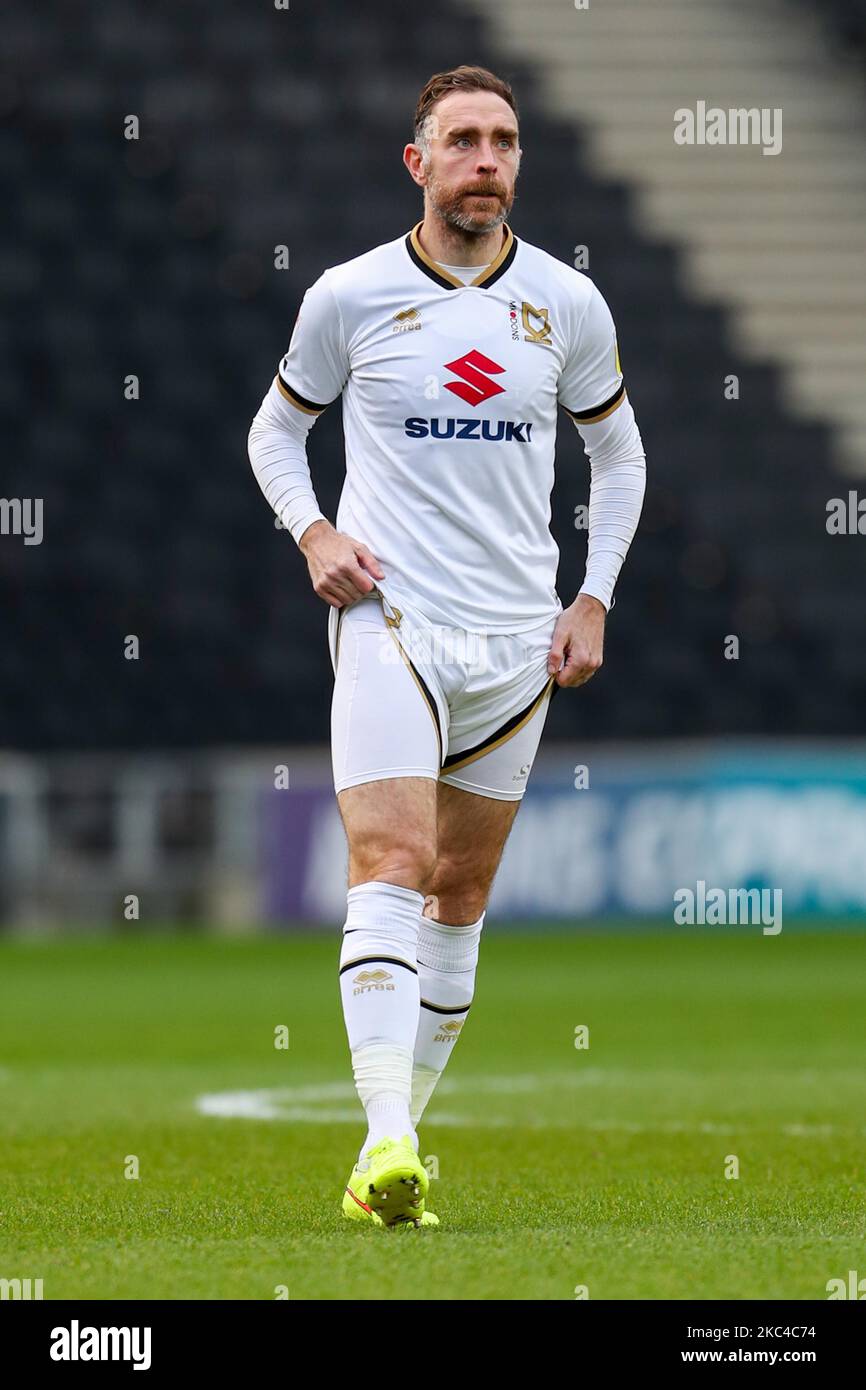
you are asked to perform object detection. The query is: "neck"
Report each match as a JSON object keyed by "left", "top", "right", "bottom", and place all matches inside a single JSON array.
[{"left": 416, "top": 208, "right": 506, "bottom": 267}]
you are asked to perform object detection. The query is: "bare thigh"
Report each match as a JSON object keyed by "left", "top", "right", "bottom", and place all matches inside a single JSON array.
[
  {"left": 337, "top": 776, "right": 439, "bottom": 893},
  {"left": 424, "top": 782, "right": 521, "bottom": 926}
]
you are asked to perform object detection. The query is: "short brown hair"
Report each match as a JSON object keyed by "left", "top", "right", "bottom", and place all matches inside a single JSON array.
[{"left": 413, "top": 65, "right": 518, "bottom": 144}]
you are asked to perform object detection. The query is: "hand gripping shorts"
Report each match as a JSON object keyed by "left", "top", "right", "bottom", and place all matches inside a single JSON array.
[{"left": 328, "top": 585, "right": 560, "bottom": 802}]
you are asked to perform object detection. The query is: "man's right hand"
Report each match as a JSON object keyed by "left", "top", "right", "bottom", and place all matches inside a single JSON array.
[{"left": 298, "top": 520, "right": 385, "bottom": 607}]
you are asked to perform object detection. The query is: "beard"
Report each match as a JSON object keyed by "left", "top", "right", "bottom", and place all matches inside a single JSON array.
[{"left": 425, "top": 171, "right": 515, "bottom": 234}]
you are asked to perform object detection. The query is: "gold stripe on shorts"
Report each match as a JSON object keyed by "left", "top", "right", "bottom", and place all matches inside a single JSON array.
[
  {"left": 441, "top": 675, "right": 555, "bottom": 775},
  {"left": 377, "top": 594, "right": 444, "bottom": 766}
]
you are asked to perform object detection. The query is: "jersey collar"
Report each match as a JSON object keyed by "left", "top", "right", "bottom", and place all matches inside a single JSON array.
[{"left": 405, "top": 221, "right": 517, "bottom": 290}]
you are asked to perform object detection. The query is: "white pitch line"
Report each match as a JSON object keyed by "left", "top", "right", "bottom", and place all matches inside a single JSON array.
[{"left": 194, "top": 1075, "right": 863, "bottom": 1136}]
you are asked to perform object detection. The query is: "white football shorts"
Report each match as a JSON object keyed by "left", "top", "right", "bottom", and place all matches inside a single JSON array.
[{"left": 328, "top": 585, "right": 561, "bottom": 801}]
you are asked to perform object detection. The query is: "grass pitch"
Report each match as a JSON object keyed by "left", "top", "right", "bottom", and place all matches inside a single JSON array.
[{"left": 1, "top": 928, "right": 864, "bottom": 1300}]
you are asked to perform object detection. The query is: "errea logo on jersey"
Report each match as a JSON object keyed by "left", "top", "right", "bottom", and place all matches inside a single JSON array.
[{"left": 393, "top": 307, "right": 422, "bottom": 333}]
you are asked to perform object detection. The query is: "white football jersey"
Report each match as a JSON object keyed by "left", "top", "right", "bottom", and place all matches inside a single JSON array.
[{"left": 276, "top": 222, "right": 626, "bottom": 634}]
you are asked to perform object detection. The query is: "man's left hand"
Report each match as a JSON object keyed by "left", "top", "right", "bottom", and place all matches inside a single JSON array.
[{"left": 547, "top": 594, "right": 606, "bottom": 688}]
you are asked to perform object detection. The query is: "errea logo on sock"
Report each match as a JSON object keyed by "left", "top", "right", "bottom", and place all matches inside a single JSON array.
[
  {"left": 433, "top": 1019, "right": 464, "bottom": 1044},
  {"left": 353, "top": 969, "right": 395, "bottom": 996}
]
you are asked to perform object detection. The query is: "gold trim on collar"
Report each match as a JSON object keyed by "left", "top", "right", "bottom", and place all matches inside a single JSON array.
[
  {"left": 472, "top": 223, "right": 514, "bottom": 286},
  {"left": 409, "top": 221, "right": 514, "bottom": 289}
]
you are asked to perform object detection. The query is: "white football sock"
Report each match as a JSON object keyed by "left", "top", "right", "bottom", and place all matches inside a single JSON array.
[
  {"left": 411, "top": 912, "right": 484, "bottom": 1128},
  {"left": 338, "top": 880, "right": 424, "bottom": 1163}
]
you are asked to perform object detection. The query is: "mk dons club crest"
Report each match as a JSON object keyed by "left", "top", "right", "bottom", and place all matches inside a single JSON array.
[
  {"left": 521, "top": 301, "right": 552, "bottom": 344},
  {"left": 509, "top": 301, "right": 552, "bottom": 344}
]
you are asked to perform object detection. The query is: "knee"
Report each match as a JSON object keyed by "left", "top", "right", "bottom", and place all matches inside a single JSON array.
[
  {"left": 425, "top": 854, "right": 490, "bottom": 925},
  {"left": 350, "top": 830, "right": 437, "bottom": 896}
]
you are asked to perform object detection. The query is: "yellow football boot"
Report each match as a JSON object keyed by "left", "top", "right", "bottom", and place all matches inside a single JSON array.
[{"left": 341, "top": 1135, "right": 438, "bottom": 1229}]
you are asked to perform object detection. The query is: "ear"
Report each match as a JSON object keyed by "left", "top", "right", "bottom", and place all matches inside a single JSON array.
[{"left": 403, "top": 143, "right": 427, "bottom": 188}]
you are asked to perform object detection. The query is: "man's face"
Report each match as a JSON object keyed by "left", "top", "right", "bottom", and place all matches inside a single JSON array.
[{"left": 417, "top": 91, "right": 521, "bottom": 235}]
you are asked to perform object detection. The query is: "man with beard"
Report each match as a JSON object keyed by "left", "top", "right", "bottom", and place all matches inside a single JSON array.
[{"left": 248, "top": 65, "right": 646, "bottom": 1229}]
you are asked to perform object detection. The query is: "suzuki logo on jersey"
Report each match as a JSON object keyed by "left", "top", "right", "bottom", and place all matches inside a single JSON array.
[
  {"left": 443, "top": 349, "right": 505, "bottom": 406},
  {"left": 406, "top": 348, "right": 532, "bottom": 443},
  {"left": 404, "top": 418, "right": 533, "bottom": 442}
]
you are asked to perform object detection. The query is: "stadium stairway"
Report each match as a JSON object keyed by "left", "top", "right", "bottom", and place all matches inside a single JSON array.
[{"left": 460, "top": 0, "right": 866, "bottom": 476}]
